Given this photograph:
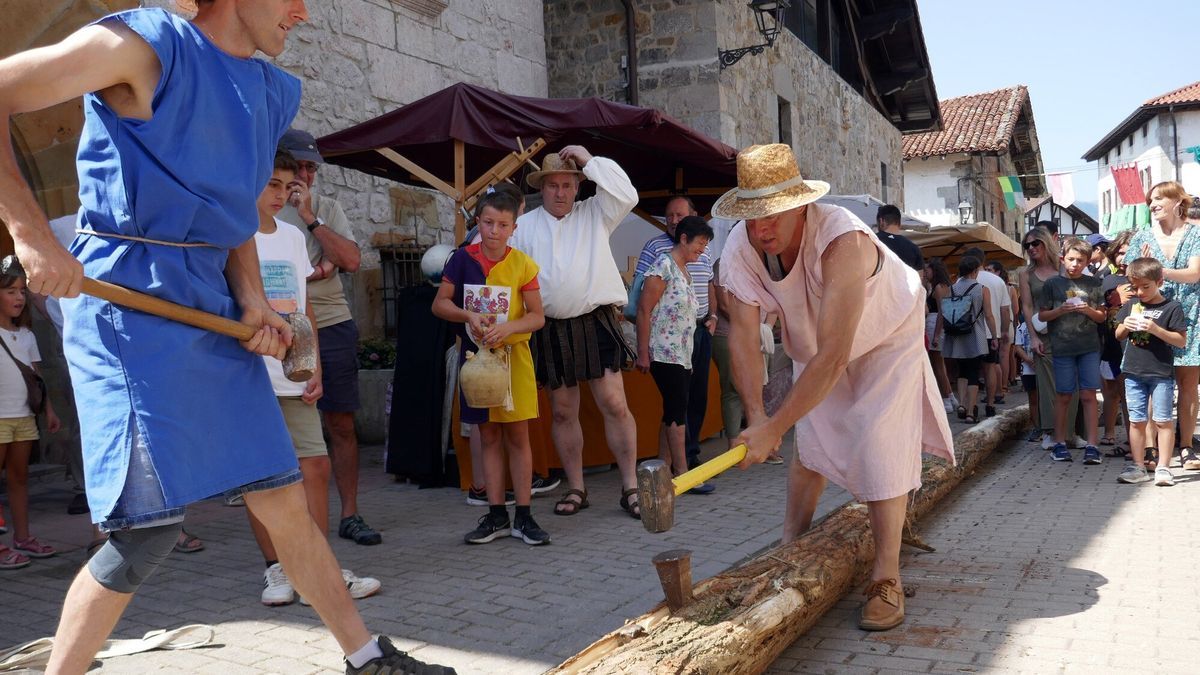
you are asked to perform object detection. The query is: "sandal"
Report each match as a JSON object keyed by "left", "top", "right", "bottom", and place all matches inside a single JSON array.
[
  {"left": 1144, "top": 448, "right": 1158, "bottom": 470},
  {"left": 1105, "top": 446, "right": 1131, "bottom": 459},
  {"left": 173, "top": 529, "right": 204, "bottom": 554},
  {"left": 553, "top": 488, "right": 589, "bottom": 516},
  {"left": 955, "top": 406, "right": 966, "bottom": 420},
  {"left": 1099, "top": 436, "right": 1116, "bottom": 446},
  {"left": 619, "top": 488, "right": 641, "bottom": 520},
  {"left": 12, "top": 536, "right": 56, "bottom": 559},
  {"left": 0, "top": 545, "right": 30, "bottom": 570}
]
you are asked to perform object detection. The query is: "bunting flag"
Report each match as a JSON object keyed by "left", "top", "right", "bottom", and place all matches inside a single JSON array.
[
  {"left": 997, "top": 175, "right": 1026, "bottom": 210},
  {"left": 1111, "top": 163, "right": 1146, "bottom": 205},
  {"left": 1047, "top": 172, "right": 1075, "bottom": 207}
]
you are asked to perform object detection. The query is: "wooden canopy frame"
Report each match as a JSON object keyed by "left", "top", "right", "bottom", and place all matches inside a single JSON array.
[
  {"left": 630, "top": 166, "right": 731, "bottom": 230},
  {"left": 374, "top": 137, "right": 547, "bottom": 242}
]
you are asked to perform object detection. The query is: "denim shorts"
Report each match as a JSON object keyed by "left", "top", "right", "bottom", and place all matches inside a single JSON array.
[
  {"left": 1051, "top": 352, "right": 1100, "bottom": 393},
  {"left": 1124, "top": 376, "right": 1175, "bottom": 423},
  {"left": 100, "top": 426, "right": 302, "bottom": 532}
]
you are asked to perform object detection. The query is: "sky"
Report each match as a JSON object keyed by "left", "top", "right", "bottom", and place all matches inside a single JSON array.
[{"left": 916, "top": 0, "right": 1199, "bottom": 216}]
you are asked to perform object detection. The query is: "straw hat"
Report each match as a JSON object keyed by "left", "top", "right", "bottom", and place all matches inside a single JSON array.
[
  {"left": 711, "top": 144, "right": 830, "bottom": 220},
  {"left": 526, "top": 153, "right": 586, "bottom": 190}
]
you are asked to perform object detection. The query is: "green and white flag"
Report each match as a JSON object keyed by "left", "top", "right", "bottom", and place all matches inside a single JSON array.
[{"left": 997, "top": 176, "right": 1025, "bottom": 210}]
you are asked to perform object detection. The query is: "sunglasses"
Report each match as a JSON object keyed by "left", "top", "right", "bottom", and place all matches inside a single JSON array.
[{"left": 1022, "top": 240, "right": 1043, "bottom": 250}]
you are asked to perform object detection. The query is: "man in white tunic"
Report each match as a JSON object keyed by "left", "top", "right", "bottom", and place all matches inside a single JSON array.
[{"left": 509, "top": 145, "right": 643, "bottom": 519}]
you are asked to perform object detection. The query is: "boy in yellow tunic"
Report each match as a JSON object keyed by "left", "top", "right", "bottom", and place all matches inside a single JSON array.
[{"left": 433, "top": 190, "right": 549, "bottom": 544}]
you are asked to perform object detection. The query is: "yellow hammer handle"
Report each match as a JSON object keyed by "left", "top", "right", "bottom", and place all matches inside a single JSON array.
[{"left": 672, "top": 444, "right": 747, "bottom": 496}]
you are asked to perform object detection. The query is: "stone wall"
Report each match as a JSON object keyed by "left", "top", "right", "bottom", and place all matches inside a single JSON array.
[
  {"left": 543, "top": 0, "right": 904, "bottom": 205},
  {"left": 145, "top": 0, "right": 549, "bottom": 337}
]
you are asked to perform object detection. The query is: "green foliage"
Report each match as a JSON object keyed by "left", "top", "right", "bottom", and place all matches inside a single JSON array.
[{"left": 357, "top": 338, "right": 396, "bottom": 370}]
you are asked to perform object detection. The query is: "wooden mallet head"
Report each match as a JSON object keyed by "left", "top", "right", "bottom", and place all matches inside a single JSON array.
[
  {"left": 282, "top": 312, "right": 317, "bottom": 382},
  {"left": 637, "top": 459, "right": 676, "bottom": 533}
]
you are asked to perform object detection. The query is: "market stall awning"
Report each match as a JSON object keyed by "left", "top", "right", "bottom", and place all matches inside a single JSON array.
[
  {"left": 906, "top": 222, "right": 1024, "bottom": 268},
  {"left": 317, "top": 82, "right": 738, "bottom": 239}
]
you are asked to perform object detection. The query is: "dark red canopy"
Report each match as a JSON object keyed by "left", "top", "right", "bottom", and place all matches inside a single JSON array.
[{"left": 317, "top": 82, "right": 737, "bottom": 215}]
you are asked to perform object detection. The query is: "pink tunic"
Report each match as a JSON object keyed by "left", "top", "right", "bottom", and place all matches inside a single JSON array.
[{"left": 721, "top": 204, "right": 955, "bottom": 501}]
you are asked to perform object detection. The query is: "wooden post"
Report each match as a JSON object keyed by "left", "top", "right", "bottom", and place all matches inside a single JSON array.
[{"left": 454, "top": 139, "right": 466, "bottom": 243}]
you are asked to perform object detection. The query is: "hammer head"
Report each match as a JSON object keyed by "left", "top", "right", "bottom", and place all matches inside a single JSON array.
[
  {"left": 283, "top": 312, "right": 318, "bottom": 382},
  {"left": 637, "top": 459, "right": 676, "bottom": 533}
]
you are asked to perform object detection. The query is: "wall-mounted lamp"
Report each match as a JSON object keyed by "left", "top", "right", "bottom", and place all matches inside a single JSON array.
[
  {"left": 958, "top": 200, "right": 974, "bottom": 225},
  {"left": 718, "top": 1, "right": 790, "bottom": 70}
]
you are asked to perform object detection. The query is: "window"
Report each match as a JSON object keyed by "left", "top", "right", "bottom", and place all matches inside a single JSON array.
[
  {"left": 1141, "top": 167, "right": 1152, "bottom": 192},
  {"left": 880, "top": 162, "right": 888, "bottom": 203},
  {"left": 1128, "top": 136, "right": 1133, "bottom": 150},
  {"left": 777, "top": 96, "right": 793, "bottom": 146},
  {"left": 1102, "top": 190, "right": 1110, "bottom": 215},
  {"left": 784, "top": 0, "right": 821, "bottom": 52},
  {"left": 1142, "top": 123, "right": 1148, "bottom": 138},
  {"left": 379, "top": 244, "right": 428, "bottom": 339}
]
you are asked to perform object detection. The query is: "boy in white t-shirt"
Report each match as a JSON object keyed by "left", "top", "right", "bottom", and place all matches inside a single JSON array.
[{"left": 248, "top": 151, "right": 379, "bottom": 606}]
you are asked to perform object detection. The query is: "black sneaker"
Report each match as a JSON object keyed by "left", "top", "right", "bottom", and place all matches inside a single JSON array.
[
  {"left": 511, "top": 515, "right": 551, "bottom": 545},
  {"left": 464, "top": 486, "right": 515, "bottom": 506},
  {"left": 464, "top": 512, "right": 511, "bottom": 544},
  {"left": 346, "top": 636, "right": 456, "bottom": 674},
  {"left": 530, "top": 474, "right": 561, "bottom": 496},
  {"left": 338, "top": 514, "right": 382, "bottom": 546}
]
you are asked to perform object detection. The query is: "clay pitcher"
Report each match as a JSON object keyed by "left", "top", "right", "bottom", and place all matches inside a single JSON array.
[{"left": 460, "top": 347, "right": 509, "bottom": 408}]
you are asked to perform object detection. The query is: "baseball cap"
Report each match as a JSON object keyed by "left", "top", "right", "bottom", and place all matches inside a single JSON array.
[
  {"left": 1086, "top": 233, "right": 1110, "bottom": 248},
  {"left": 279, "top": 128, "right": 324, "bottom": 165}
]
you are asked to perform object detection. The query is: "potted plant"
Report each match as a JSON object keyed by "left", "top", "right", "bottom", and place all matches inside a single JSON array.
[{"left": 354, "top": 338, "right": 396, "bottom": 444}]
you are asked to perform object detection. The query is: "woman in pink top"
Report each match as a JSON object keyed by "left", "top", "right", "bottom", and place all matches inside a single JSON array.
[{"left": 714, "top": 144, "right": 954, "bottom": 632}]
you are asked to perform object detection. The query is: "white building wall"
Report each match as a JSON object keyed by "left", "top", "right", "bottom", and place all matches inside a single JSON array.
[
  {"left": 1095, "top": 111, "right": 1200, "bottom": 218},
  {"left": 903, "top": 155, "right": 963, "bottom": 228}
]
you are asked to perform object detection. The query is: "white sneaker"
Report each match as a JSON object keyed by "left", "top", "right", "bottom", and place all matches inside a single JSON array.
[
  {"left": 1071, "top": 436, "right": 1088, "bottom": 449},
  {"left": 261, "top": 563, "right": 295, "bottom": 606},
  {"left": 943, "top": 397, "right": 955, "bottom": 413},
  {"left": 299, "top": 569, "right": 382, "bottom": 605},
  {"left": 1154, "top": 467, "right": 1176, "bottom": 487},
  {"left": 1041, "top": 434, "right": 1055, "bottom": 450}
]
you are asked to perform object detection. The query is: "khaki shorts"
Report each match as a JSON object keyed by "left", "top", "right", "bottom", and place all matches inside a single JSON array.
[
  {"left": 278, "top": 397, "right": 328, "bottom": 459},
  {"left": 0, "top": 416, "right": 38, "bottom": 443}
]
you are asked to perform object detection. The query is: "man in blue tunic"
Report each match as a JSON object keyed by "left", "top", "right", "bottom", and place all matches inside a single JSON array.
[{"left": 0, "top": 2, "right": 453, "bottom": 673}]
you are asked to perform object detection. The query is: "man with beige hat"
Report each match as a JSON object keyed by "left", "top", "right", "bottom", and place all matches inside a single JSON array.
[
  {"left": 509, "top": 145, "right": 643, "bottom": 519},
  {"left": 715, "top": 143, "right": 954, "bottom": 631}
]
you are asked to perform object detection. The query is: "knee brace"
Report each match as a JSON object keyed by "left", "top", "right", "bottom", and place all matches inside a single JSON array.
[{"left": 87, "top": 521, "right": 183, "bottom": 594}]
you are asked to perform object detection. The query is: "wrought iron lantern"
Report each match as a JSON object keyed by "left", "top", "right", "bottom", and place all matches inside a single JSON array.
[{"left": 718, "top": 1, "right": 790, "bottom": 70}]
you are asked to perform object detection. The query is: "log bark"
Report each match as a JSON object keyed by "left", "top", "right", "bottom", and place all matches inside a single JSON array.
[{"left": 551, "top": 406, "right": 1030, "bottom": 675}]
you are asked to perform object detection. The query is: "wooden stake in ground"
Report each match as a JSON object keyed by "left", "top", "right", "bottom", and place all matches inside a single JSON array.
[{"left": 552, "top": 406, "right": 1030, "bottom": 675}]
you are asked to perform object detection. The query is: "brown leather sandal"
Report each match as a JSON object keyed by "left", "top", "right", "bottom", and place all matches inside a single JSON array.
[
  {"left": 619, "top": 488, "right": 641, "bottom": 520},
  {"left": 554, "top": 488, "right": 589, "bottom": 516}
]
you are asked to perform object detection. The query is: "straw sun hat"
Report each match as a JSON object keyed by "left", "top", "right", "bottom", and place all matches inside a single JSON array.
[
  {"left": 711, "top": 144, "right": 830, "bottom": 220},
  {"left": 526, "top": 153, "right": 587, "bottom": 190}
]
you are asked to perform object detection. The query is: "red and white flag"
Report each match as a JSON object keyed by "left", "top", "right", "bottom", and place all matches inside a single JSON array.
[{"left": 1047, "top": 172, "right": 1075, "bottom": 207}]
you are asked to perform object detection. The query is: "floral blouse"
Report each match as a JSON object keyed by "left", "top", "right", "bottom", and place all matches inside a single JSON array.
[{"left": 646, "top": 252, "right": 699, "bottom": 367}]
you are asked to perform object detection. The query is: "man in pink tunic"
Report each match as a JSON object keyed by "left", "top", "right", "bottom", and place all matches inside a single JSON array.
[{"left": 715, "top": 144, "right": 954, "bottom": 631}]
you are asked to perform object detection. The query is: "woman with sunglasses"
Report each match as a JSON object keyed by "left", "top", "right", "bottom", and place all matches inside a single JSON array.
[
  {"left": 1124, "top": 182, "right": 1200, "bottom": 469},
  {"left": 1019, "top": 226, "right": 1079, "bottom": 447}
]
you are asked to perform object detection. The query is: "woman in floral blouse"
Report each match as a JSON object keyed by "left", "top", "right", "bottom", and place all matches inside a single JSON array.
[{"left": 636, "top": 216, "right": 716, "bottom": 478}]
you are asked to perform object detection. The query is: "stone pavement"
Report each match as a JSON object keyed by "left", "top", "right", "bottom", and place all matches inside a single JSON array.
[
  {"left": 773, "top": 395, "right": 1200, "bottom": 674},
  {"left": 8, "top": 391, "right": 1190, "bottom": 674},
  {"left": 2, "top": 428, "right": 846, "bottom": 674}
]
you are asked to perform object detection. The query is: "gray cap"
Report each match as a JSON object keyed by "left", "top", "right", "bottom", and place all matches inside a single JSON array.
[{"left": 279, "top": 128, "right": 323, "bottom": 165}]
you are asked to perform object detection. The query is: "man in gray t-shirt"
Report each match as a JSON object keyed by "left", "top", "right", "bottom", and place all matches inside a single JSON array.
[{"left": 278, "top": 129, "right": 381, "bottom": 547}]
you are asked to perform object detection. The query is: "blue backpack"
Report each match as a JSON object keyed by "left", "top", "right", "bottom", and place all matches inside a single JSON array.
[{"left": 940, "top": 282, "right": 979, "bottom": 336}]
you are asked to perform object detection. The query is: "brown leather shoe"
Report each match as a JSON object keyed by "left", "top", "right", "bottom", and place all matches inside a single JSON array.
[{"left": 858, "top": 578, "right": 904, "bottom": 631}]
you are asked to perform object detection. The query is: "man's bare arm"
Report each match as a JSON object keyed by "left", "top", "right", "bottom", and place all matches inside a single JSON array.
[{"left": 0, "top": 22, "right": 159, "bottom": 298}]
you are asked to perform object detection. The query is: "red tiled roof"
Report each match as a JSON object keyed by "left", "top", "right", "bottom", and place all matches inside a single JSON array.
[
  {"left": 902, "top": 86, "right": 1028, "bottom": 159},
  {"left": 1144, "top": 80, "right": 1200, "bottom": 106}
]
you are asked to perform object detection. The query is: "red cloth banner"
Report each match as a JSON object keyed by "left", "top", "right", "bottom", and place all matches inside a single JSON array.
[{"left": 1111, "top": 163, "right": 1146, "bottom": 206}]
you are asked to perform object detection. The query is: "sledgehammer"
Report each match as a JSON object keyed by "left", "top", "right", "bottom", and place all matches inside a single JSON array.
[
  {"left": 637, "top": 444, "right": 747, "bottom": 533},
  {"left": 1, "top": 255, "right": 317, "bottom": 382}
]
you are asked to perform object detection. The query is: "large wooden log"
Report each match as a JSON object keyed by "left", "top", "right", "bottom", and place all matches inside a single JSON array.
[{"left": 552, "top": 406, "right": 1030, "bottom": 674}]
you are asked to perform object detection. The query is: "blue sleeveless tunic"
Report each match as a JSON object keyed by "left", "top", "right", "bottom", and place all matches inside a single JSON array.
[{"left": 61, "top": 9, "right": 302, "bottom": 523}]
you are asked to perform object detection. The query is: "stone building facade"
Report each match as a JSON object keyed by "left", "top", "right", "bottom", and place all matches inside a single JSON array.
[{"left": 543, "top": 0, "right": 911, "bottom": 205}]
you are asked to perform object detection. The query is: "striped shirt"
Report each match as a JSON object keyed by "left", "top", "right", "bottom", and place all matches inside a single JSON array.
[{"left": 634, "top": 233, "right": 713, "bottom": 315}]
